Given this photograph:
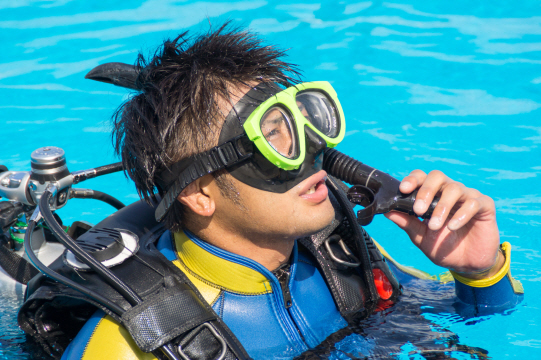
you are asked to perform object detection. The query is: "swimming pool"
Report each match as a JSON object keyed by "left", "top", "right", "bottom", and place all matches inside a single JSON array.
[{"left": 0, "top": 1, "right": 539, "bottom": 359}]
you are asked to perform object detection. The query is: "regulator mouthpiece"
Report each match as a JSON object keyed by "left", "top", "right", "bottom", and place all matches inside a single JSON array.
[{"left": 323, "top": 148, "right": 437, "bottom": 225}]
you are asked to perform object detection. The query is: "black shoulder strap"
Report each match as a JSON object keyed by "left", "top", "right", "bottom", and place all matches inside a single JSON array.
[
  {"left": 18, "top": 200, "right": 251, "bottom": 360},
  {"left": 0, "top": 240, "right": 38, "bottom": 284}
]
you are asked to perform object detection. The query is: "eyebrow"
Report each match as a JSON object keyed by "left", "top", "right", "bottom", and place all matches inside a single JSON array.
[{"left": 263, "top": 115, "right": 285, "bottom": 126}]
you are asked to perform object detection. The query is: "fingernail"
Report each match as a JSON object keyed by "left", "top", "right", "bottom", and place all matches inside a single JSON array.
[
  {"left": 413, "top": 199, "right": 426, "bottom": 214},
  {"left": 448, "top": 219, "right": 459, "bottom": 230},
  {"left": 429, "top": 216, "right": 442, "bottom": 229}
]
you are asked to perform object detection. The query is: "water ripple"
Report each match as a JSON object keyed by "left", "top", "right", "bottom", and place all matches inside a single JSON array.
[{"left": 360, "top": 76, "right": 541, "bottom": 116}]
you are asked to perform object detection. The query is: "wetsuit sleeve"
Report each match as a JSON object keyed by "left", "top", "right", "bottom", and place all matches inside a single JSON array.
[
  {"left": 61, "top": 309, "right": 156, "bottom": 360},
  {"left": 373, "top": 239, "right": 523, "bottom": 313},
  {"left": 450, "top": 242, "right": 524, "bottom": 313}
]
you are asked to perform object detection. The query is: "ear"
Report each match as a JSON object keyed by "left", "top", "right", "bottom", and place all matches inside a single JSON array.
[{"left": 177, "top": 174, "right": 216, "bottom": 217}]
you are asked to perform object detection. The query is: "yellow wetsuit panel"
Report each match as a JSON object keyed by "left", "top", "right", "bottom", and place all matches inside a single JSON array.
[
  {"left": 172, "top": 258, "right": 222, "bottom": 305},
  {"left": 372, "top": 238, "right": 454, "bottom": 283},
  {"left": 173, "top": 231, "right": 272, "bottom": 295},
  {"left": 82, "top": 315, "right": 156, "bottom": 360}
]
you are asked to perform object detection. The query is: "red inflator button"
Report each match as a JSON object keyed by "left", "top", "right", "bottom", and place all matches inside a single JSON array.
[{"left": 373, "top": 268, "right": 393, "bottom": 300}]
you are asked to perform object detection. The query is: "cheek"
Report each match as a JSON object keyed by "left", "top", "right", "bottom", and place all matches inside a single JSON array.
[
  {"left": 251, "top": 192, "right": 296, "bottom": 222},
  {"left": 237, "top": 190, "right": 299, "bottom": 235}
]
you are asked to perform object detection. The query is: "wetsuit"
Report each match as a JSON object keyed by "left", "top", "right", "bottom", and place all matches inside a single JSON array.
[{"left": 61, "top": 229, "right": 523, "bottom": 360}]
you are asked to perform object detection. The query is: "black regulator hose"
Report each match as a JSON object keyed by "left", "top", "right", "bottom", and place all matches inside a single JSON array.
[
  {"left": 323, "top": 148, "right": 437, "bottom": 226},
  {"left": 24, "top": 218, "right": 125, "bottom": 315},
  {"left": 70, "top": 189, "right": 125, "bottom": 210},
  {"left": 25, "top": 218, "right": 181, "bottom": 360},
  {"left": 39, "top": 189, "right": 143, "bottom": 307},
  {"left": 31, "top": 189, "right": 181, "bottom": 360},
  {"left": 94, "top": 162, "right": 123, "bottom": 177}
]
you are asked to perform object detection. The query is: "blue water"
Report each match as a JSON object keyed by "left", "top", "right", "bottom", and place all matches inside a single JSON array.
[{"left": 0, "top": 1, "right": 540, "bottom": 359}]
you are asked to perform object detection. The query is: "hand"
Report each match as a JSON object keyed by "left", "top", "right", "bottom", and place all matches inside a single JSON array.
[{"left": 384, "top": 170, "right": 502, "bottom": 277}]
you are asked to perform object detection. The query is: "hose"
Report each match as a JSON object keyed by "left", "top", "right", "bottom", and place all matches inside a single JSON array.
[
  {"left": 72, "top": 162, "right": 124, "bottom": 185},
  {"left": 25, "top": 215, "right": 181, "bottom": 359},
  {"left": 39, "top": 189, "right": 143, "bottom": 307},
  {"left": 29, "top": 199, "right": 182, "bottom": 360},
  {"left": 94, "top": 162, "right": 123, "bottom": 177},
  {"left": 323, "top": 148, "right": 380, "bottom": 188},
  {"left": 24, "top": 218, "right": 126, "bottom": 316},
  {"left": 324, "top": 148, "right": 437, "bottom": 222},
  {"left": 70, "top": 189, "right": 125, "bottom": 210}
]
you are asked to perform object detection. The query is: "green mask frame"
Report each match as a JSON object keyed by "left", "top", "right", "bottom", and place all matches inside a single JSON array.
[
  {"left": 243, "top": 81, "right": 345, "bottom": 171},
  {"left": 155, "top": 81, "right": 346, "bottom": 221}
]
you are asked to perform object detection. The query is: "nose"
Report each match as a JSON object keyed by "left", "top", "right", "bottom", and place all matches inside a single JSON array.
[{"left": 304, "top": 126, "right": 327, "bottom": 154}]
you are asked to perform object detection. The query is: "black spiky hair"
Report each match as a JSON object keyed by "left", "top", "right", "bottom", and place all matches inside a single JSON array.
[{"left": 112, "top": 22, "right": 301, "bottom": 231}]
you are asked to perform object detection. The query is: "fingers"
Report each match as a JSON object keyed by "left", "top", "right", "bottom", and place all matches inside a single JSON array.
[
  {"left": 427, "top": 181, "right": 468, "bottom": 230},
  {"left": 400, "top": 170, "right": 449, "bottom": 218},
  {"left": 399, "top": 169, "right": 427, "bottom": 194},
  {"left": 413, "top": 170, "right": 449, "bottom": 216},
  {"left": 384, "top": 212, "right": 425, "bottom": 247},
  {"left": 447, "top": 194, "right": 495, "bottom": 231},
  {"left": 400, "top": 169, "right": 493, "bottom": 232}
]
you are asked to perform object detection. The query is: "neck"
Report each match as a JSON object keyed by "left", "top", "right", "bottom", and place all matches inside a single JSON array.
[{"left": 183, "top": 217, "right": 294, "bottom": 271}]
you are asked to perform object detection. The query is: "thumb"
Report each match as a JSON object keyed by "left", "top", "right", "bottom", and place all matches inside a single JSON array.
[{"left": 384, "top": 211, "right": 425, "bottom": 247}]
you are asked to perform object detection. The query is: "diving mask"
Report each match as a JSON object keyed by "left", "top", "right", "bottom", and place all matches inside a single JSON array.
[{"left": 155, "top": 81, "right": 346, "bottom": 222}]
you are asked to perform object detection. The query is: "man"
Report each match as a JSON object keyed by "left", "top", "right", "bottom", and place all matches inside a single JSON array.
[{"left": 51, "top": 25, "right": 522, "bottom": 359}]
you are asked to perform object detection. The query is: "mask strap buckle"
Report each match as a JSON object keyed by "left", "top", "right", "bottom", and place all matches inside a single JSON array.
[
  {"left": 324, "top": 234, "right": 361, "bottom": 268},
  {"left": 214, "top": 134, "right": 253, "bottom": 166},
  {"left": 155, "top": 134, "right": 253, "bottom": 222},
  {"left": 177, "top": 322, "right": 227, "bottom": 360}
]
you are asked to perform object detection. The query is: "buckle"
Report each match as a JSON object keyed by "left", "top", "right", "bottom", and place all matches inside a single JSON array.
[
  {"left": 177, "top": 323, "right": 227, "bottom": 360},
  {"left": 324, "top": 235, "right": 361, "bottom": 268},
  {"left": 216, "top": 142, "right": 239, "bottom": 167},
  {"left": 215, "top": 135, "right": 253, "bottom": 167}
]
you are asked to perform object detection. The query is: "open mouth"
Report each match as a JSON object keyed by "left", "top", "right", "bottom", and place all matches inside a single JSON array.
[
  {"left": 299, "top": 172, "right": 328, "bottom": 203},
  {"left": 305, "top": 180, "right": 323, "bottom": 195}
]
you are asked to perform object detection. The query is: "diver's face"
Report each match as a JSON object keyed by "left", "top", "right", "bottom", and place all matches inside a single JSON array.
[
  {"left": 210, "top": 88, "right": 335, "bottom": 243},
  {"left": 212, "top": 168, "right": 335, "bottom": 243}
]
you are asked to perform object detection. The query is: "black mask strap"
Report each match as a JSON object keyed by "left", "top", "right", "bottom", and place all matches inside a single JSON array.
[
  {"left": 154, "top": 135, "right": 253, "bottom": 222},
  {"left": 154, "top": 82, "right": 281, "bottom": 222}
]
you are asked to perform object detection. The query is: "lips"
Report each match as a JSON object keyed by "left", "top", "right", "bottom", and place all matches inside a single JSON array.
[{"left": 299, "top": 171, "right": 328, "bottom": 204}]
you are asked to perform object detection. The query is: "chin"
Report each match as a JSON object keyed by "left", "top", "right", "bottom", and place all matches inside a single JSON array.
[{"left": 296, "top": 200, "right": 336, "bottom": 237}]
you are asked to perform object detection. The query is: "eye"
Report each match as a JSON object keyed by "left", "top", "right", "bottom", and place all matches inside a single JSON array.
[
  {"left": 263, "top": 119, "right": 284, "bottom": 139},
  {"left": 264, "top": 129, "right": 277, "bottom": 138},
  {"left": 260, "top": 106, "right": 297, "bottom": 159}
]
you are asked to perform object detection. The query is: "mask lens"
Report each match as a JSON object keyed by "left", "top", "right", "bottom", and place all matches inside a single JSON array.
[
  {"left": 260, "top": 106, "right": 298, "bottom": 159},
  {"left": 295, "top": 91, "right": 340, "bottom": 138}
]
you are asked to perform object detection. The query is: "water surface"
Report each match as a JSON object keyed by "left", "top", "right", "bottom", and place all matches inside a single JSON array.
[{"left": 0, "top": 1, "right": 540, "bottom": 359}]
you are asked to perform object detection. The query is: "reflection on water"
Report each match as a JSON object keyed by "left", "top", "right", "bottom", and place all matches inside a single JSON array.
[
  {"left": 1, "top": 0, "right": 540, "bottom": 359},
  {"left": 359, "top": 76, "right": 541, "bottom": 116},
  {"left": 296, "top": 281, "right": 491, "bottom": 360}
]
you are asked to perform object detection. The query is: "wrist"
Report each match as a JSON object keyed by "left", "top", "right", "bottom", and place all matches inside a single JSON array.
[
  {"left": 452, "top": 248, "right": 505, "bottom": 280},
  {"left": 450, "top": 242, "right": 512, "bottom": 287}
]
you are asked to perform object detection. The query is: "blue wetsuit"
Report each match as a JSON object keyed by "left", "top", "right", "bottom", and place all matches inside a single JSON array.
[{"left": 62, "top": 230, "right": 523, "bottom": 360}]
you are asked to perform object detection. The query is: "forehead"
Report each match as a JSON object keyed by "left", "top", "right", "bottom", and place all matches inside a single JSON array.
[{"left": 219, "top": 82, "right": 259, "bottom": 119}]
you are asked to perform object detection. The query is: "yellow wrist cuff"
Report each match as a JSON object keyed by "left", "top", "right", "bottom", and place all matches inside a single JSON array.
[{"left": 450, "top": 242, "right": 511, "bottom": 288}]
